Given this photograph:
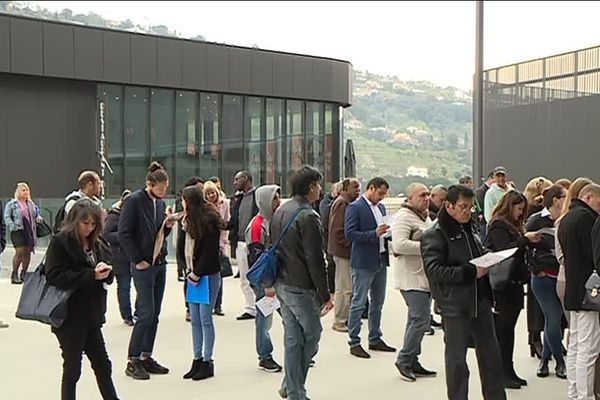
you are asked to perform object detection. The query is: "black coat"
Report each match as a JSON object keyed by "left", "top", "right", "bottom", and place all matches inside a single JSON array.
[
  {"left": 228, "top": 190, "right": 258, "bottom": 253},
  {"left": 103, "top": 208, "right": 130, "bottom": 273},
  {"left": 525, "top": 210, "right": 560, "bottom": 276},
  {"left": 45, "top": 232, "right": 114, "bottom": 328},
  {"left": 177, "top": 223, "right": 221, "bottom": 278},
  {"left": 421, "top": 207, "right": 493, "bottom": 318},
  {"left": 558, "top": 199, "right": 598, "bottom": 311}
]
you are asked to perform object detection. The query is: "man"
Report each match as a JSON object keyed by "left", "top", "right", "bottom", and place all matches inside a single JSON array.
[
  {"left": 560, "top": 184, "right": 600, "bottom": 399},
  {"left": 272, "top": 165, "right": 333, "bottom": 400},
  {"left": 428, "top": 185, "right": 448, "bottom": 221},
  {"left": 421, "top": 185, "right": 506, "bottom": 400},
  {"left": 320, "top": 181, "right": 343, "bottom": 293},
  {"left": 484, "top": 166, "right": 509, "bottom": 224},
  {"left": 328, "top": 178, "right": 361, "bottom": 332},
  {"left": 458, "top": 175, "right": 474, "bottom": 189},
  {"left": 229, "top": 171, "right": 259, "bottom": 320},
  {"left": 345, "top": 177, "right": 396, "bottom": 358},
  {"left": 391, "top": 183, "right": 436, "bottom": 381},
  {"left": 245, "top": 185, "right": 283, "bottom": 373},
  {"left": 64, "top": 170, "right": 103, "bottom": 214}
]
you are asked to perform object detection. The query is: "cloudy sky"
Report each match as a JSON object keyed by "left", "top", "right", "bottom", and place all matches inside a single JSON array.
[{"left": 29, "top": 1, "right": 600, "bottom": 90}]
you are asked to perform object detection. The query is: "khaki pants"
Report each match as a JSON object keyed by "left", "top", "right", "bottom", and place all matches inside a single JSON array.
[
  {"left": 568, "top": 311, "right": 600, "bottom": 400},
  {"left": 332, "top": 256, "right": 352, "bottom": 328}
]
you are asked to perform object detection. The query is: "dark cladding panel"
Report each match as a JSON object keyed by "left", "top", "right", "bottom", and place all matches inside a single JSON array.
[
  {"left": 273, "top": 54, "right": 293, "bottom": 98},
  {"left": 182, "top": 41, "right": 207, "bottom": 89},
  {"left": 74, "top": 27, "right": 103, "bottom": 80},
  {"left": 43, "top": 23, "right": 74, "bottom": 78},
  {"left": 330, "top": 61, "right": 353, "bottom": 106},
  {"left": 229, "top": 47, "right": 252, "bottom": 93},
  {"left": 103, "top": 30, "right": 131, "bottom": 83},
  {"left": 157, "top": 38, "right": 182, "bottom": 87},
  {"left": 0, "top": 16, "right": 10, "bottom": 72},
  {"left": 252, "top": 51, "right": 273, "bottom": 95},
  {"left": 293, "top": 56, "right": 312, "bottom": 99},
  {"left": 10, "top": 18, "right": 43, "bottom": 75},
  {"left": 131, "top": 35, "right": 157, "bottom": 85},
  {"left": 311, "top": 58, "right": 332, "bottom": 101},
  {"left": 206, "top": 43, "right": 229, "bottom": 91}
]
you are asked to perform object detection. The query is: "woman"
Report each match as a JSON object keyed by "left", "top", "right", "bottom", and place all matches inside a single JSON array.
[
  {"left": 45, "top": 199, "right": 119, "bottom": 400},
  {"left": 203, "top": 180, "right": 230, "bottom": 316},
  {"left": 526, "top": 185, "right": 567, "bottom": 380},
  {"left": 103, "top": 189, "right": 133, "bottom": 326},
  {"left": 487, "top": 190, "right": 541, "bottom": 389},
  {"left": 180, "top": 185, "right": 223, "bottom": 381},
  {"left": 524, "top": 177, "right": 553, "bottom": 218},
  {"left": 3, "top": 182, "right": 42, "bottom": 284}
]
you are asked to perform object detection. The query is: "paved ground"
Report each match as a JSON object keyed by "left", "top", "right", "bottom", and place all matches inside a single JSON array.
[{"left": 0, "top": 249, "right": 567, "bottom": 399}]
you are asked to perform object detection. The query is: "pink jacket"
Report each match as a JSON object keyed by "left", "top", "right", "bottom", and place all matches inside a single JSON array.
[{"left": 213, "top": 197, "right": 230, "bottom": 253}]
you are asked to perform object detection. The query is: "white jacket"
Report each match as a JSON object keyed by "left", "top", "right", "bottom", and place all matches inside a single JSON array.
[{"left": 390, "top": 206, "right": 432, "bottom": 292}]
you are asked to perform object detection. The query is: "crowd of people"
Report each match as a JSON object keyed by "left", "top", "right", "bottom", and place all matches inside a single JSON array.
[{"left": 2, "top": 162, "right": 600, "bottom": 400}]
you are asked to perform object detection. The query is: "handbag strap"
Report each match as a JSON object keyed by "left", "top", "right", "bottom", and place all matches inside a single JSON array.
[{"left": 271, "top": 207, "right": 307, "bottom": 250}]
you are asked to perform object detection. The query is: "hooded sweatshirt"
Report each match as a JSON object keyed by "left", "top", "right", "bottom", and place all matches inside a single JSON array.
[{"left": 245, "top": 185, "right": 280, "bottom": 266}]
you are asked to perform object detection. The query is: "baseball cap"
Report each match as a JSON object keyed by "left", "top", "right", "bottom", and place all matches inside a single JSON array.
[{"left": 493, "top": 166, "right": 507, "bottom": 175}]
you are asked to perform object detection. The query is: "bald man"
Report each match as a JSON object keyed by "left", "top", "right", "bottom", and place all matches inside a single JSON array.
[{"left": 428, "top": 185, "right": 448, "bottom": 221}]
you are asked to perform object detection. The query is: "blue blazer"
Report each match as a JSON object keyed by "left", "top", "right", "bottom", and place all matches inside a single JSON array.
[{"left": 344, "top": 196, "right": 389, "bottom": 270}]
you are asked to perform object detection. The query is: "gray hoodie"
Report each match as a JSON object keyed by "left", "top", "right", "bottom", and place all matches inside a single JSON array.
[{"left": 244, "top": 185, "right": 280, "bottom": 246}]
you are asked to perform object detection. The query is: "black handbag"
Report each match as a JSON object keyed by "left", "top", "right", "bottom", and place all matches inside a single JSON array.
[
  {"left": 15, "top": 260, "right": 74, "bottom": 328},
  {"left": 36, "top": 220, "right": 52, "bottom": 238},
  {"left": 582, "top": 271, "right": 600, "bottom": 312},
  {"left": 488, "top": 257, "right": 515, "bottom": 292},
  {"left": 220, "top": 254, "right": 233, "bottom": 278}
]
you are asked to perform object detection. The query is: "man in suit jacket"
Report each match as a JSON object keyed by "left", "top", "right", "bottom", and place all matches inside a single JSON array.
[{"left": 345, "top": 177, "right": 396, "bottom": 358}]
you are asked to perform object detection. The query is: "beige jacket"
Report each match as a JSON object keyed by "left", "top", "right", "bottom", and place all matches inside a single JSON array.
[{"left": 390, "top": 206, "right": 432, "bottom": 292}]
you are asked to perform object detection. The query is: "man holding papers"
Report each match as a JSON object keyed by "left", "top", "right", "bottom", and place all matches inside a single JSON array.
[{"left": 421, "top": 185, "right": 506, "bottom": 400}]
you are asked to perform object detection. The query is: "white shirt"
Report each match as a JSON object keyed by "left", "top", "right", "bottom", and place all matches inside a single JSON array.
[{"left": 363, "top": 195, "right": 386, "bottom": 253}]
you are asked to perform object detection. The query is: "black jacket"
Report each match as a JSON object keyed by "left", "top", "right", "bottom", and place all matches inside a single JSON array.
[
  {"left": 558, "top": 199, "right": 598, "bottom": 311},
  {"left": 228, "top": 190, "right": 258, "bottom": 252},
  {"left": 421, "top": 207, "right": 493, "bottom": 318},
  {"left": 486, "top": 218, "right": 530, "bottom": 285},
  {"left": 526, "top": 211, "right": 560, "bottom": 276},
  {"left": 118, "top": 188, "right": 171, "bottom": 266},
  {"left": 177, "top": 224, "right": 221, "bottom": 278},
  {"left": 45, "top": 232, "right": 114, "bottom": 328},
  {"left": 103, "top": 207, "right": 130, "bottom": 273},
  {"left": 271, "top": 196, "right": 330, "bottom": 305}
]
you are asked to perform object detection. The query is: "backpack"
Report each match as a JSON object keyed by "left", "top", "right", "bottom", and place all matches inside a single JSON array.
[{"left": 53, "top": 193, "right": 82, "bottom": 234}]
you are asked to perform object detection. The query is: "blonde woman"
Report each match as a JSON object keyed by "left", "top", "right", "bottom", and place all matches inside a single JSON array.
[
  {"left": 524, "top": 177, "right": 554, "bottom": 218},
  {"left": 3, "top": 182, "right": 42, "bottom": 284}
]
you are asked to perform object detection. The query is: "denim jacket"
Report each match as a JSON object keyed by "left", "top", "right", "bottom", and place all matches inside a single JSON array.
[{"left": 4, "top": 199, "right": 39, "bottom": 233}]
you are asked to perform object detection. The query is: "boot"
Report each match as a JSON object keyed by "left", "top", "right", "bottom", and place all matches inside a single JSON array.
[
  {"left": 537, "top": 358, "right": 550, "bottom": 377},
  {"left": 183, "top": 359, "right": 203, "bottom": 379},
  {"left": 11, "top": 271, "right": 22, "bottom": 285},
  {"left": 510, "top": 368, "right": 527, "bottom": 386},
  {"left": 555, "top": 357, "right": 567, "bottom": 380},
  {"left": 192, "top": 360, "right": 214, "bottom": 380}
]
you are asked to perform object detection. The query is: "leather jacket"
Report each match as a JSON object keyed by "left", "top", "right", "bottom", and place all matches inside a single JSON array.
[
  {"left": 270, "top": 196, "right": 330, "bottom": 305},
  {"left": 421, "top": 207, "right": 493, "bottom": 318}
]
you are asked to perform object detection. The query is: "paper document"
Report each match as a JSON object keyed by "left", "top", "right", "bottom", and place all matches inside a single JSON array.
[
  {"left": 469, "top": 247, "right": 518, "bottom": 268},
  {"left": 256, "top": 295, "right": 281, "bottom": 317}
]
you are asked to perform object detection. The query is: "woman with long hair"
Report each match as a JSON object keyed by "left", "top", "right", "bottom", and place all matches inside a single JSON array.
[
  {"left": 180, "top": 185, "right": 223, "bottom": 381},
  {"left": 3, "top": 182, "right": 43, "bottom": 284},
  {"left": 45, "top": 199, "right": 119, "bottom": 400},
  {"left": 524, "top": 177, "right": 553, "bottom": 218},
  {"left": 487, "top": 190, "right": 541, "bottom": 389},
  {"left": 526, "top": 185, "right": 568, "bottom": 379}
]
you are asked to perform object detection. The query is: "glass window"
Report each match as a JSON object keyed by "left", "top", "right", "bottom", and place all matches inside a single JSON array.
[
  {"left": 266, "top": 98, "right": 284, "bottom": 190},
  {"left": 222, "top": 95, "right": 244, "bottom": 194},
  {"left": 324, "top": 103, "right": 334, "bottom": 186},
  {"left": 245, "top": 97, "right": 264, "bottom": 186},
  {"left": 175, "top": 91, "right": 198, "bottom": 189},
  {"left": 97, "top": 84, "right": 124, "bottom": 197},
  {"left": 124, "top": 86, "right": 149, "bottom": 190},
  {"left": 200, "top": 93, "right": 220, "bottom": 181},
  {"left": 286, "top": 100, "right": 304, "bottom": 176},
  {"left": 306, "top": 102, "right": 323, "bottom": 174},
  {"left": 150, "top": 89, "right": 175, "bottom": 192}
]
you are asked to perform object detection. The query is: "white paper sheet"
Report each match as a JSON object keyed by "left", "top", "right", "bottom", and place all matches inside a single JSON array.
[
  {"left": 469, "top": 247, "right": 518, "bottom": 268},
  {"left": 256, "top": 295, "right": 281, "bottom": 317}
]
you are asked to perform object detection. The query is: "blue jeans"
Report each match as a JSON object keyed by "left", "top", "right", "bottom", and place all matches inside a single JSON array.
[
  {"left": 253, "top": 285, "right": 274, "bottom": 360},
  {"left": 396, "top": 290, "right": 431, "bottom": 367},
  {"left": 348, "top": 264, "right": 387, "bottom": 347},
  {"left": 190, "top": 272, "right": 221, "bottom": 361},
  {"left": 128, "top": 263, "right": 166, "bottom": 358},
  {"left": 115, "top": 269, "right": 132, "bottom": 320},
  {"left": 275, "top": 281, "right": 322, "bottom": 400},
  {"left": 531, "top": 275, "right": 564, "bottom": 360}
]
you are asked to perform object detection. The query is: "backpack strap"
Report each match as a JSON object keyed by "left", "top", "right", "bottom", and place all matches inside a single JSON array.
[{"left": 271, "top": 207, "right": 307, "bottom": 250}]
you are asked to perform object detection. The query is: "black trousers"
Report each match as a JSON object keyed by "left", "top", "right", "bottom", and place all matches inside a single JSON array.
[
  {"left": 442, "top": 300, "right": 506, "bottom": 400},
  {"left": 53, "top": 323, "right": 119, "bottom": 400},
  {"left": 494, "top": 304, "right": 521, "bottom": 372}
]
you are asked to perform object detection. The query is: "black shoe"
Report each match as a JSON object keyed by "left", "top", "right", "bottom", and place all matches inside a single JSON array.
[
  {"left": 350, "top": 345, "right": 371, "bottom": 359},
  {"left": 213, "top": 307, "right": 225, "bottom": 316},
  {"left": 413, "top": 363, "right": 437, "bottom": 377},
  {"left": 425, "top": 327, "right": 435, "bottom": 336},
  {"left": 430, "top": 315, "right": 442, "bottom": 328},
  {"left": 20, "top": 271, "right": 27, "bottom": 282},
  {"left": 555, "top": 358, "right": 567, "bottom": 379},
  {"left": 503, "top": 376, "right": 522, "bottom": 389},
  {"left": 259, "top": 357, "right": 283, "bottom": 373},
  {"left": 395, "top": 363, "right": 416, "bottom": 382},
  {"left": 126, "top": 359, "right": 150, "bottom": 380},
  {"left": 185, "top": 310, "right": 191, "bottom": 322},
  {"left": 183, "top": 359, "right": 203, "bottom": 379},
  {"left": 11, "top": 272, "right": 22, "bottom": 285},
  {"left": 192, "top": 360, "right": 214, "bottom": 380},
  {"left": 537, "top": 358, "right": 550, "bottom": 378},
  {"left": 236, "top": 312, "right": 255, "bottom": 320},
  {"left": 511, "top": 372, "right": 527, "bottom": 386},
  {"left": 123, "top": 318, "right": 135, "bottom": 327},
  {"left": 530, "top": 342, "right": 543, "bottom": 359},
  {"left": 368, "top": 340, "right": 396, "bottom": 352},
  {"left": 142, "top": 357, "right": 169, "bottom": 374},
  {"left": 234, "top": 271, "right": 240, "bottom": 278}
]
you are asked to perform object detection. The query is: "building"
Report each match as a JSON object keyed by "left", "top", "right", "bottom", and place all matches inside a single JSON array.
[
  {"left": 406, "top": 166, "right": 428, "bottom": 178},
  {"left": 0, "top": 14, "right": 353, "bottom": 208},
  {"left": 483, "top": 45, "right": 600, "bottom": 187}
]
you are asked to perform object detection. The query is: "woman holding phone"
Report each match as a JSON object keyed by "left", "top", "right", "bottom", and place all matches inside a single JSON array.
[{"left": 45, "top": 198, "right": 119, "bottom": 400}]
